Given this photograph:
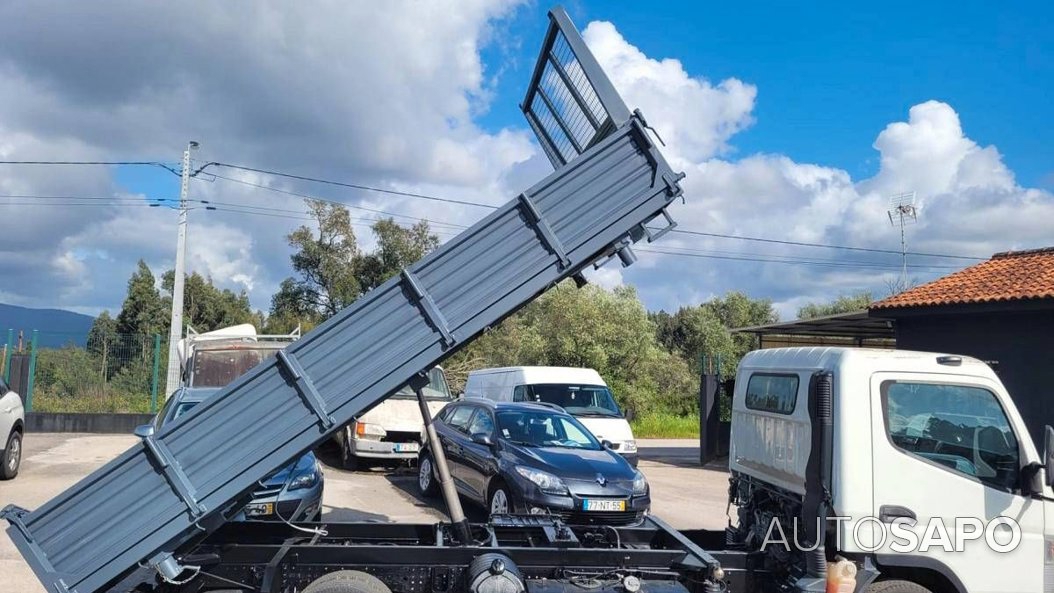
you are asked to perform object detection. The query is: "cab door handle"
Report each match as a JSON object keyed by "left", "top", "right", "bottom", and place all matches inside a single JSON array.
[{"left": 879, "top": 505, "right": 916, "bottom": 523}]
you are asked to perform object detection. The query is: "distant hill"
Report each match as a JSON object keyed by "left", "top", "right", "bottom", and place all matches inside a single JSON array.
[{"left": 0, "top": 303, "right": 95, "bottom": 348}]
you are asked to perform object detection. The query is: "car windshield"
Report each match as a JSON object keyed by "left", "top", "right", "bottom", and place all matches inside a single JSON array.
[
  {"left": 391, "top": 367, "right": 453, "bottom": 400},
  {"left": 496, "top": 410, "right": 601, "bottom": 450},
  {"left": 189, "top": 347, "right": 281, "bottom": 387},
  {"left": 172, "top": 402, "right": 198, "bottom": 421},
  {"left": 526, "top": 384, "right": 622, "bottom": 417}
]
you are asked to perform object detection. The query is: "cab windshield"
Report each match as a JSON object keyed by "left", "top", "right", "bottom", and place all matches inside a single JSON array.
[
  {"left": 392, "top": 368, "right": 452, "bottom": 400},
  {"left": 496, "top": 410, "right": 601, "bottom": 450},
  {"left": 523, "top": 384, "right": 622, "bottom": 417},
  {"left": 189, "top": 346, "right": 282, "bottom": 387}
]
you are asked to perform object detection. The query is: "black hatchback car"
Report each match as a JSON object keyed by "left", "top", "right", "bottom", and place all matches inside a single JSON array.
[{"left": 417, "top": 400, "right": 650, "bottom": 525}]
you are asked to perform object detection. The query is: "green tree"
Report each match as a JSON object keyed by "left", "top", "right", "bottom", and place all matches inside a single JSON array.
[
  {"left": 653, "top": 291, "right": 776, "bottom": 377},
  {"left": 270, "top": 201, "right": 439, "bottom": 325},
  {"left": 161, "top": 271, "right": 261, "bottom": 332},
  {"left": 446, "top": 282, "right": 697, "bottom": 417},
  {"left": 272, "top": 200, "right": 362, "bottom": 321},
  {"left": 115, "top": 260, "right": 167, "bottom": 336},
  {"left": 355, "top": 219, "right": 440, "bottom": 292},
  {"left": 797, "top": 291, "right": 872, "bottom": 320}
]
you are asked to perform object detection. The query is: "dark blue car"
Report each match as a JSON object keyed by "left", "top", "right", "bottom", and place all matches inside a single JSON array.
[
  {"left": 418, "top": 400, "right": 649, "bottom": 525},
  {"left": 137, "top": 386, "right": 324, "bottom": 522}
]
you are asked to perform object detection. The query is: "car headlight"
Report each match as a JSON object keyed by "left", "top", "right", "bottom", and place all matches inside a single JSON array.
[
  {"left": 515, "top": 466, "right": 568, "bottom": 495},
  {"left": 632, "top": 470, "right": 648, "bottom": 495},
  {"left": 353, "top": 420, "right": 386, "bottom": 440},
  {"left": 622, "top": 440, "right": 638, "bottom": 453},
  {"left": 288, "top": 465, "right": 321, "bottom": 491}
]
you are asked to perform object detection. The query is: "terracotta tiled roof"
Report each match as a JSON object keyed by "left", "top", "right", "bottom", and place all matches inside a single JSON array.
[{"left": 871, "top": 247, "right": 1054, "bottom": 310}]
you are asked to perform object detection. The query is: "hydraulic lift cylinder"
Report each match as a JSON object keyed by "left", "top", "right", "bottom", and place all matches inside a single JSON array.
[{"left": 412, "top": 373, "right": 472, "bottom": 545}]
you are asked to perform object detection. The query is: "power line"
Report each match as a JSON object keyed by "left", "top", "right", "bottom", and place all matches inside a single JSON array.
[
  {"left": 0, "top": 160, "right": 182, "bottom": 176},
  {"left": 201, "top": 161, "right": 499, "bottom": 209},
  {"left": 203, "top": 172, "right": 469, "bottom": 230},
  {"left": 199, "top": 161, "right": 983, "bottom": 261},
  {"left": 666, "top": 228, "right": 983, "bottom": 260},
  {"left": 0, "top": 157, "right": 985, "bottom": 261},
  {"left": 637, "top": 247, "right": 960, "bottom": 271}
]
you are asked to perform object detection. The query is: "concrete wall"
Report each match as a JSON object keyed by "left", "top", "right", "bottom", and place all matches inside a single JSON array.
[
  {"left": 25, "top": 412, "right": 154, "bottom": 434},
  {"left": 894, "top": 309, "right": 1054, "bottom": 451}
]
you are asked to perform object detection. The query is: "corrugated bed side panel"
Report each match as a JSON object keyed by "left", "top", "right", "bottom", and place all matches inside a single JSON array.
[{"left": 7, "top": 119, "right": 681, "bottom": 593}]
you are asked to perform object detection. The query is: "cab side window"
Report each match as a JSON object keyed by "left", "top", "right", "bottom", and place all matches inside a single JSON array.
[
  {"left": 466, "top": 409, "right": 495, "bottom": 438},
  {"left": 882, "top": 381, "right": 1020, "bottom": 491}
]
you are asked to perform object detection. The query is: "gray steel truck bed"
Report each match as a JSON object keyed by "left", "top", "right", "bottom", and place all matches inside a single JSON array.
[{"left": 3, "top": 8, "right": 684, "bottom": 593}]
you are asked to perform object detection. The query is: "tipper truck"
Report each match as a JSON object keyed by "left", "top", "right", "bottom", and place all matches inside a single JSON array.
[{"left": 7, "top": 7, "right": 1054, "bottom": 593}]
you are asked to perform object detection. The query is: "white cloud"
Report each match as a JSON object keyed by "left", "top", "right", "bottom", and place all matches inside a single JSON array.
[
  {"left": 583, "top": 21, "right": 756, "bottom": 164},
  {"left": 581, "top": 25, "right": 1053, "bottom": 316},
  {"left": 0, "top": 6, "right": 1049, "bottom": 325},
  {"left": 0, "top": 0, "right": 533, "bottom": 314}
]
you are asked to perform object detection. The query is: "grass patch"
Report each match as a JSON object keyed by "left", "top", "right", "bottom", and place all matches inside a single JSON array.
[
  {"left": 631, "top": 413, "right": 699, "bottom": 439},
  {"left": 31, "top": 391, "right": 154, "bottom": 414}
]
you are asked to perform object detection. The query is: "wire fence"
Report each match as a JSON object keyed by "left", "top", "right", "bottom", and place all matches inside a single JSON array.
[{"left": 1, "top": 330, "right": 163, "bottom": 414}]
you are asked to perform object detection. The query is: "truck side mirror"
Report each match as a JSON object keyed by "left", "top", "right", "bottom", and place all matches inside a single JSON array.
[
  {"left": 1045, "top": 425, "right": 1054, "bottom": 488},
  {"left": 134, "top": 424, "right": 155, "bottom": 439}
]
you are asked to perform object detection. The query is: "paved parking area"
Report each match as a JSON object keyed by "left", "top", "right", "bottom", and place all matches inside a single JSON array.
[{"left": 0, "top": 434, "right": 729, "bottom": 593}]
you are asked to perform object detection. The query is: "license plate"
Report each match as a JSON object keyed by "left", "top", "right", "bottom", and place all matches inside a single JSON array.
[
  {"left": 393, "top": 443, "right": 420, "bottom": 453},
  {"left": 244, "top": 502, "right": 274, "bottom": 517},
  {"left": 583, "top": 499, "right": 626, "bottom": 512}
]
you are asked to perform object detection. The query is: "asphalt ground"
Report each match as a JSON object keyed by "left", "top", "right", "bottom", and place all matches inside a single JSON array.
[{"left": 0, "top": 434, "right": 730, "bottom": 593}]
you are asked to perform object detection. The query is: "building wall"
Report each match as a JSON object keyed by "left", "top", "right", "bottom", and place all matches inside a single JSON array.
[{"left": 894, "top": 309, "right": 1054, "bottom": 451}]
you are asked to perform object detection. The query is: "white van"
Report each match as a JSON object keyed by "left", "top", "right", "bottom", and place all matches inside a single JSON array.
[{"left": 464, "top": 366, "right": 637, "bottom": 465}]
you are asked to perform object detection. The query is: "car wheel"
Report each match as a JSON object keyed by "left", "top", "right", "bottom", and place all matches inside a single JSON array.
[
  {"left": 418, "top": 453, "right": 439, "bottom": 498},
  {"left": 0, "top": 430, "right": 21, "bottom": 480},
  {"left": 302, "top": 570, "right": 391, "bottom": 593},
  {"left": 488, "top": 482, "right": 518, "bottom": 517}
]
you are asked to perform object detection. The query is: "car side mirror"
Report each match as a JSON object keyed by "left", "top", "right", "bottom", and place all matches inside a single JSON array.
[
  {"left": 134, "top": 424, "right": 155, "bottom": 439},
  {"left": 623, "top": 408, "right": 636, "bottom": 422},
  {"left": 472, "top": 433, "right": 494, "bottom": 448}
]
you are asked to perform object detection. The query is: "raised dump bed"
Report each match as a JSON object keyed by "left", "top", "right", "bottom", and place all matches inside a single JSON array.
[{"left": 3, "top": 7, "right": 684, "bottom": 593}]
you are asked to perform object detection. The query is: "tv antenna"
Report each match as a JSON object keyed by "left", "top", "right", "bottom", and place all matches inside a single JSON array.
[{"left": 887, "top": 191, "right": 918, "bottom": 291}]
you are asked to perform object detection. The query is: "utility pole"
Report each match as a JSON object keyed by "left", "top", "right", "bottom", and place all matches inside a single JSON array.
[{"left": 164, "top": 141, "right": 199, "bottom": 397}]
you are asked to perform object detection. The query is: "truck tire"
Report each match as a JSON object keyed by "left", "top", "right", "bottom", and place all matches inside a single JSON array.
[
  {"left": 302, "top": 570, "right": 391, "bottom": 593},
  {"left": 1, "top": 430, "right": 22, "bottom": 480},
  {"left": 417, "top": 452, "right": 439, "bottom": 498},
  {"left": 867, "top": 580, "right": 933, "bottom": 593}
]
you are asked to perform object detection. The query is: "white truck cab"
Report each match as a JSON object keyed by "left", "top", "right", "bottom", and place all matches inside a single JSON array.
[
  {"left": 335, "top": 367, "right": 453, "bottom": 470},
  {"left": 728, "top": 347, "right": 1054, "bottom": 593},
  {"left": 464, "top": 366, "right": 638, "bottom": 465},
  {"left": 0, "top": 376, "right": 24, "bottom": 480}
]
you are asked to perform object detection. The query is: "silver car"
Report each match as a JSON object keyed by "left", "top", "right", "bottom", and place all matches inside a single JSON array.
[
  {"left": 137, "top": 386, "right": 324, "bottom": 522},
  {"left": 0, "top": 377, "right": 24, "bottom": 480}
]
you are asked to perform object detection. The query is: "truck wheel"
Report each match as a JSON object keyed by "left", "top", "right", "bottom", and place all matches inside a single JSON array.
[
  {"left": 867, "top": 580, "right": 933, "bottom": 593},
  {"left": 0, "top": 430, "right": 21, "bottom": 480},
  {"left": 302, "top": 570, "right": 391, "bottom": 593},
  {"left": 418, "top": 453, "right": 439, "bottom": 498}
]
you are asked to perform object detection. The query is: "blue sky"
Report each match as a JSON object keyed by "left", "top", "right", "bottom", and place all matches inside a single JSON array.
[
  {"left": 479, "top": 1, "right": 1052, "bottom": 187},
  {"left": 2, "top": 1, "right": 1051, "bottom": 318},
  {"left": 116, "top": 2, "right": 1053, "bottom": 218}
]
